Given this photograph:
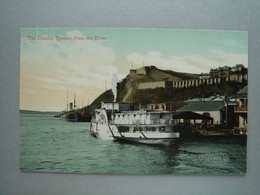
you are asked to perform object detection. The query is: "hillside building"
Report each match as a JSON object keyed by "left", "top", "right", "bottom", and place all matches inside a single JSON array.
[
  {"left": 199, "top": 73, "right": 211, "bottom": 79},
  {"left": 210, "top": 64, "right": 247, "bottom": 78},
  {"left": 147, "top": 102, "right": 185, "bottom": 111}
]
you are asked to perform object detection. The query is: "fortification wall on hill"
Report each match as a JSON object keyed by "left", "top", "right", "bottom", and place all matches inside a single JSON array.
[
  {"left": 138, "top": 74, "right": 248, "bottom": 90},
  {"left": 138, "top": 81, "right": 173, "bottom": 89},
  {"left": 130, "top": 65, "right": 248, "bottom": 90}
]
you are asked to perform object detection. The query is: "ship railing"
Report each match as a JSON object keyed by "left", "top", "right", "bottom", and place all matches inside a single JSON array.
[
  {"left": 110, "top": 119, "right": 175, "bottom": 125},
  {"left": 109, "top": 120, "right": 115, "bottom": 124},
  {"left": 150, "top": 119, "right": 174, "bottom": 125}
]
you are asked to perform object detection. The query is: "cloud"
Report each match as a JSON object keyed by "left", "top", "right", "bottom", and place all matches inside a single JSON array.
[
  {"left": 66, "top": 30, "right": 84, "bottom": 37},
  {"left": 20, "top": 29, "right": 248, "bottom": 111},
  {"left": 21, "top": 30, "right": 118, "bottom": 81},
  {"left": 20, "top": 30, "right": 119, "bottom": 111}
]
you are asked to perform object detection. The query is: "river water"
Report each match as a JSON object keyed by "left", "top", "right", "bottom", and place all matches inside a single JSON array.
[{"left": 20, "top": 112, "right": 246, "bottom": 175}]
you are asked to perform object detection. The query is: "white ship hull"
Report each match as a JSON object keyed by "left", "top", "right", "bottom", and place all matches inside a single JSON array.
[{"left": 90, "top": 106, "right": 180, "bottom": 145}]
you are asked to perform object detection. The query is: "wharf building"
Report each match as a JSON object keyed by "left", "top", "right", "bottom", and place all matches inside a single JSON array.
[
  {"left": 232, "top": 86, "right": 248, "bottom": 132},
  {"left": 176, "top": 96, "right": 237, "bottom": 126},
  {"left": 147, "top": 87, "right": 248, "bottom": 133},
  {"left": 147, "top": 96, "right": 233, "bottom": 125},
  {"left": 147, "top": 95, "right": 237, "bottom": 127}
]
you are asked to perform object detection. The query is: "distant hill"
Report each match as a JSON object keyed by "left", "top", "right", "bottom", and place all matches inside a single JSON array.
[
  {"left": 20, "top": 110, "right": 60, "bottom": 114},
  {"left": 89, "top": 89, "right": 114, "bottom": 113},
  {"left": 90, "top": 66, "right": 247, "bottom": 110}
]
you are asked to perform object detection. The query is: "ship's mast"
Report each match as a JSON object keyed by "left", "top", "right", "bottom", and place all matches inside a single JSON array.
[
  {"left": 105, "top": 80, "right": 107, "bottom": 101},
  {"left": 67, "top": 88, "right": 68, "bottom": 112},
  {"left": 74, "top": 92, "right": 76, "bottom": 110}
]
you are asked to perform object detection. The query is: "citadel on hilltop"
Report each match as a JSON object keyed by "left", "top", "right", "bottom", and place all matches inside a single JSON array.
[
  {"left": 130, "top": 64, "right": 248, "bottom": 90},
  {"left": 130, "top": 65, "right": 157, "bottom": 75}
]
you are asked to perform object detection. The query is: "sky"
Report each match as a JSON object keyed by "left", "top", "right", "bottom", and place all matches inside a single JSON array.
[{"left": 20, "top": 28, "right": 248, "bottom": 111}]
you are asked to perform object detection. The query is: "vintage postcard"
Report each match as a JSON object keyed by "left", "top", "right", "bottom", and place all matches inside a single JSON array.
[{"left": 20, "top": 28, "right": 248, "bottom": 175}]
